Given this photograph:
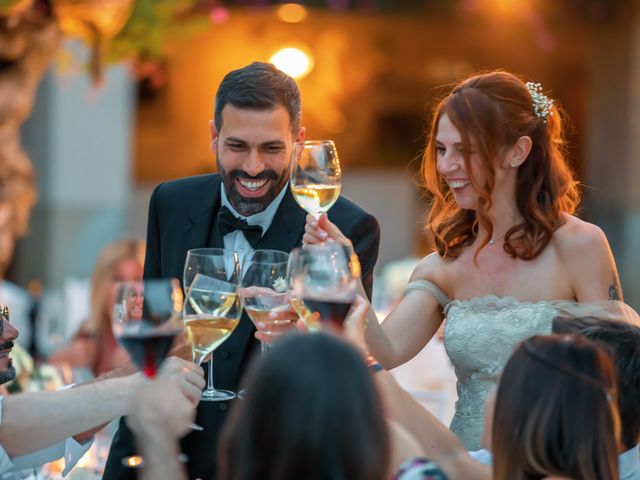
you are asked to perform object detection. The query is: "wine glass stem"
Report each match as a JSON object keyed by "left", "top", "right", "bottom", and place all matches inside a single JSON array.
[
  {"left": 206, "top": 359, "right": 216, "bottom": 393},
  {"left": 260, "top": 341, "right": 271, "bottom": 356}
]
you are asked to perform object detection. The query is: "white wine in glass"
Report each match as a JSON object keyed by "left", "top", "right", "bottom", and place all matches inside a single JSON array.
[
  {"left": 184, "top": 279, "right": 241, "bottom": 364},
  {"left": 290, "top": 140, "right": 341, "bottom": 218},
  {"left": 183, "top": 248, "right": 242, "bottom": 402}
]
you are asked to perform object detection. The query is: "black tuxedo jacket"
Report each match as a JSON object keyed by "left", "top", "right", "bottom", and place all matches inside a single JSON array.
[{"left": 102, "top": 174, "right": 380, "bottom": 480}]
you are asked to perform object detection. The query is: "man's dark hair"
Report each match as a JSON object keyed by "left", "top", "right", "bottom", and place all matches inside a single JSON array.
[
  {"left": 214, "top": 62, "right": 301, "bottom": 132},
  {"left": 553, "top": 316, "right": 640, "bottom": 450}
]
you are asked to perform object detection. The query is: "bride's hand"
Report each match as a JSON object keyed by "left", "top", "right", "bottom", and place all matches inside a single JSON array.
[{"left": 303, "top": 213, "right": 352, "bottom": 248}]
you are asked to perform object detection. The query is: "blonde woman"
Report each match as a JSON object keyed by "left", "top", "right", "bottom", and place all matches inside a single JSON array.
[{"left": 50, "top": 238, "right": 144, "bottom": 376}]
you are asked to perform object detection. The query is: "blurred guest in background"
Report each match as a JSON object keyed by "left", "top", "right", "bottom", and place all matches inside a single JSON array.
[{"left": 49, "top": 238, "right": 144, "bottom": 377}]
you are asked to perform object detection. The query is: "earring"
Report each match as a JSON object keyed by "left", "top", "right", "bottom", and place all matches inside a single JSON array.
[{"left": 510, "top": 162, "right": 517, "bottom": 168}]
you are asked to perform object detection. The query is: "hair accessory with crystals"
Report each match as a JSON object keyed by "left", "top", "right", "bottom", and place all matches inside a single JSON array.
[{"left": 526, "top": 81, "right": 554, "bottom": 122}]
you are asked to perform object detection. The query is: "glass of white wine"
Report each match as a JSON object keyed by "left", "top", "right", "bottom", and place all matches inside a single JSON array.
[
  {"left": 287, "top": 248, "right": 321, "bottom": 332},
  {"left": 290, "top": 140, "right": 341, "bottom": 218},
  {"left": 240, "top": 249, "right": 291, "bottom": 355},
  {"left": 183, "top": 248, "right": 242, "bottom": 402}
]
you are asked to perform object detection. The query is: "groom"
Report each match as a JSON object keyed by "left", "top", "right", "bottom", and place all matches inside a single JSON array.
[{"left": 102, "top": 62, "right": 380, "bottom": 480}]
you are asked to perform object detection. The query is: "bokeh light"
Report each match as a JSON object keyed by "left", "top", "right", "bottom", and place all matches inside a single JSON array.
[
  {"left": 270, "top": 47, "right": 314, "bottom": 79},
  {"left": 277, "top": 3, "right": 308, "bottom": 23}
]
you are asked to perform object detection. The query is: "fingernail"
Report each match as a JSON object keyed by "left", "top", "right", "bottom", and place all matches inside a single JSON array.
[
  {"left": 257, "top": 322, "right": 266, "bottom": 329},
  {"left": 268, "top": 311, "right": 278, "bottom": 318},
  {"left": 320, "top": 231, "right": 327, "bottom": 239}
]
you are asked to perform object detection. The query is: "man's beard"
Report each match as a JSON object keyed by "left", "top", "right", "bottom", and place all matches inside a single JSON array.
[
  {"left": 0, "top": 341, "right": 16, "bottom": 385},
  {"left": 0, "top": 364, "right": 16, "bottom": 385},
  {"left": 218, "top": 160, "right": 288, "bottom": 216}
]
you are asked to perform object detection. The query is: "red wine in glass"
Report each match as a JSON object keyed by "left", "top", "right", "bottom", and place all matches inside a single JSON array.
[
  {"left": 302, "top": 298, "right": 353, "bottom": 330},
  {"left": 118, "top": 328, "right": 182, "bottom": 378}
]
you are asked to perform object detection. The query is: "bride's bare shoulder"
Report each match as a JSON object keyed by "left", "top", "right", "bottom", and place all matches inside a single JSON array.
[
  {"left": 553, "top": 214, "right": 611, "bottom": 263},
  {"left": 409, "top": 251, "right": 447, "bottom": 283}
]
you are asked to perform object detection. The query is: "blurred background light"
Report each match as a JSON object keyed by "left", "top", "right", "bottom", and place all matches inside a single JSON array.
[
  {"left": 277, "top": 3, "right": 308, "bottom": 23},
  {"left": 270, "top": 46, "right": 314, "bottom": 79}
]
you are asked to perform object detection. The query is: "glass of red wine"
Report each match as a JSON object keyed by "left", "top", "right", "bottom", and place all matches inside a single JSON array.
[
  {"left": 112, "top": 278, "right": 185, "bottom": 467},
  {"left": 290, "top": 243, "right": 360, "bottom": 331}
]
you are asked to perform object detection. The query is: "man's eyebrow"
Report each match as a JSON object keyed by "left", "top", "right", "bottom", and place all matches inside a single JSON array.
[
  {"left": 224, "top": 137, "right": 248, "bottom": 144},
  {"left": 261, "top": 140, "right": 286, "bottom": 147}
]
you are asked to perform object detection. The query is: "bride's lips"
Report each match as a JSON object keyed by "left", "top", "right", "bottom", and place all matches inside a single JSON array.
[{"left": 235, "top": 177, "right": 270, "bottom": 198}]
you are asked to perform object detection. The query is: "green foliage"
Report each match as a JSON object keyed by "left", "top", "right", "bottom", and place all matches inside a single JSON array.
[{"left": 106, "top": 0, "right": 208, "bottom": 62}]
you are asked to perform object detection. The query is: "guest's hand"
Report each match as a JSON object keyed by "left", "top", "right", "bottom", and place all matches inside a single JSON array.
[
  {"left": 254, "top": 308, "right": 299, "bottom": 343},
  {"left": 303, "top": 213, "right": 352, "bottom": 247},
  {"left": 341, "top": 295, "right": 371, "bottom": 354},
  {"left": 157, "top": 357, "right": 205, "bottom": 406},
  {"left": 128, "top": 379, "right": 195, "bottom": 441}
]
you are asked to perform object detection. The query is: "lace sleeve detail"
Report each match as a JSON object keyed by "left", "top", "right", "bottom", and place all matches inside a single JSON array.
[{"left": 404, "top": 280, "right": 451, "bottom": 307}]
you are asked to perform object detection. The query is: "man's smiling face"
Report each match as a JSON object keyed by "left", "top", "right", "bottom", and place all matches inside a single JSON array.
[{"left": 211, "top": 104, "right": 304, "bottom": 216}]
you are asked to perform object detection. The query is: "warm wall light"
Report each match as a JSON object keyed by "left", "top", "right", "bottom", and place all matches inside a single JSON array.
[
  {"left": 270, "top": 47, "right": 314, "bottom": 79},
  {"left": 277, "top": 3, "right": 308, "bottom": 23}
]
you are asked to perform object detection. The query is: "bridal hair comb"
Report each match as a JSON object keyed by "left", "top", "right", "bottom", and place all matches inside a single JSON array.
[{"left": 526, "top": 82, "right": 554, "bottom": 122}]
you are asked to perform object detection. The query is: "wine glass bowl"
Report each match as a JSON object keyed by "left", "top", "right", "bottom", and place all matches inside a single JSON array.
[
  {"left": 183, "top": 248, "right": 242, "bottom": 402},
  {"left": 183, "top": 273, "right": 241, "bottom": 366},
  {"left": 240, "top": 250, "right": 291, "bottom": 352},
  {"left": 290, "top": 243, "right": 360, "bottom": 331},
  {"left": 112, "top": 279, "right": 183, "bottom": 378},
  {"left": 290, "top": 140, "right": 341, "bottom": 218}
]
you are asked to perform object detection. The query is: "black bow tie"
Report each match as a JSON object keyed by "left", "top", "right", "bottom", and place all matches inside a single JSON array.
[{"left": 218, "top": 206, "right": 263, "bottom": 248}]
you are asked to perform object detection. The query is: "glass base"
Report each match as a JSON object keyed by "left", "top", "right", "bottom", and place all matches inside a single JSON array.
[{"left": 201, "top": 388, "right": 236, "bottom": 402}]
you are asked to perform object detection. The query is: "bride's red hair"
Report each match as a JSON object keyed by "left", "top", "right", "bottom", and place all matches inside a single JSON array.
[{"left": 423, "top": 71, "right": 580, "bottom": 260}]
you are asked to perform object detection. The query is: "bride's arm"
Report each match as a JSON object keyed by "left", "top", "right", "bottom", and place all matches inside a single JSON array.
[
  {"left": 557, "top": 219, "right": 623, "bottom": 302},
  {"left": 364, "top": 255, "right": 444, "bottom": 369},
  {"left": 303, "top": 215, "right": 445, "bottom": 369}
]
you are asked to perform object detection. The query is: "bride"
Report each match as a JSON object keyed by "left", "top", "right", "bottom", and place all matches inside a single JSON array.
[{"left": 304, "top": 70, "right": 630, "bottom": 450}]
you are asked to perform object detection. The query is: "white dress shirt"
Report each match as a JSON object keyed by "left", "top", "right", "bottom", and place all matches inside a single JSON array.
[
  {"left": 620, "top": 444, "right": 640, "bottom": 480},
  {"left": 220, "top": 185, "right": 288, "bottom": 259},
  {"left": 0, "top": 396, "right": 93, "bottom": 479}
]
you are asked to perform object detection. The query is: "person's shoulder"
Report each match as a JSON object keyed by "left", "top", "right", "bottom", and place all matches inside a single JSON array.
[
  {"left": 330, "top": 195, "right": 378, "bottom": 232},
  {"left": 153, "top": 174, "right": 220, "bottom": 200},
  {"left": 553, "top": 214, "right": 610, "bottom": 258},
  {"left": 409, "top": 251, "right": 444, "bottom": 283}
]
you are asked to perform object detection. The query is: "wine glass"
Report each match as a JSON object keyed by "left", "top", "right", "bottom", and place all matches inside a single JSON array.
[
  {"left": 290, "top": 140, "right": 341, "bottom": 219},
  {"left": 290, "top": 243, "right": 360, "bottom": 331},
  {"left": 112, "top": 278, "right": 183, "bottom": 467},
  {"left": 240, "top": 250, "right": 291, "bottom": 354},
  {"left": 112, "top": 279, "right": 183, "bottom": 378},
  {"left": 286, "top": 248, "right": 321, "bottom": 332},
  {"left": 183, "top": 248, "right": 242, "bottom": 402}
]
